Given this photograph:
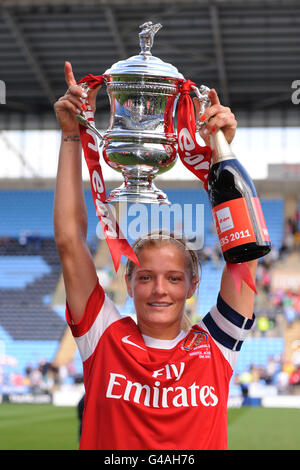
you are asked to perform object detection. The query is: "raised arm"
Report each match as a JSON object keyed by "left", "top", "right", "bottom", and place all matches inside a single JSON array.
[
  {"left": 197, "top": 89, "right": 257, "bottom": 319},
  {"left": 219, "top": 260, "right": 257, "bottom": 319},
  {"left": 53, "top": 62, "right": 98, "bottom": 323}
]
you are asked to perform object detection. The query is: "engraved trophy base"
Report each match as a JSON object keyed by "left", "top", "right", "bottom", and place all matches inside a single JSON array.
[{"left": 106, "top": 176, "right": 170, "bottom": 205}]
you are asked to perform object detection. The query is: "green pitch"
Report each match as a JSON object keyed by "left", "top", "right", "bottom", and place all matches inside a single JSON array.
[
  {"left": 228, "top": 406, "right": 300, "bottom": 450},
  {"left": 0, "top": 403, "right": 79, "bottom": 450},
  {"left": 0, "top": 404, "right": 299, "bottom": 450}
]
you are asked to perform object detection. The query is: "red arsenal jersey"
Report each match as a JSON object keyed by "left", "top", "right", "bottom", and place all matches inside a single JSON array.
[{"left": 66, "top": 280, "right": 255, "bottom": 450}]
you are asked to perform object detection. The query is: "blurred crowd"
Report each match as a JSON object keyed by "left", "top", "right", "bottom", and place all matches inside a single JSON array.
[
  {"left": 255, "top": 257, "right": 300, "bottom": 329},
  {"left": 235, "top": 342, "right": 300, "bottom": 398},
  {"left": 2, "top": 347, "right": 300, "bottom": 400},
  {"left": 233, "top": 212, "right": 300, "bottom": 399},
  {"left": 0, "top": 358, "right": 82, "bottom": 395},
  {"left": 254, "top": 213, "right": 300, "bottom": 329},
  {"left": 279, "top": 213, "right": 300, "bottom": 256}
]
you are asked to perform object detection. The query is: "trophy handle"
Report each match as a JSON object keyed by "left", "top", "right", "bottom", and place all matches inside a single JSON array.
[
  {"left": 191, "top": 84, "right": 211, "bottom": 132},
  {"left": 75, "top": 113, "right": 104, "bottom": 146},
  {"left": 75, "top": 82, "right": 105, "bottom": 146}
]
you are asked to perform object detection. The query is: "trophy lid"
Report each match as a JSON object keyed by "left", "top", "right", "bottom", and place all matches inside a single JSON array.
[{"left": 104, "top": 22, "right": 184, "bottom": 80}]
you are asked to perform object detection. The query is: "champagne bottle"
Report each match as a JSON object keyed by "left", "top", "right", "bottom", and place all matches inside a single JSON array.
[{"left": 207, "top": 129, "right": 271, "bottom": 264}]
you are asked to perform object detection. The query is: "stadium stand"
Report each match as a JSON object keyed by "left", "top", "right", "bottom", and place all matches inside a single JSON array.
[
  {"left": 0, "top": 189, "right": 98, "bottom": 241},
  {"left": 0, "top": 189, "right": 99, "bottom": 386},
  {"left": 234, "top": 337, "right": 285, "bottom": 375},
  {"left": 0, "top": 237, "right": 64, "bottom": 341}
]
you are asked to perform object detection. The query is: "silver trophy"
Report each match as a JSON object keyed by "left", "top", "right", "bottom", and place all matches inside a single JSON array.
[{"left": 77, "top": 22, "right": 206, "bottom": 204}]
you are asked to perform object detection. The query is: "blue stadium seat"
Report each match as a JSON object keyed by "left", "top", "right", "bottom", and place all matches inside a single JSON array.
[
  {"left": 260, "top": 199, "right": 284, "bottom": 249},
  {"left": 197, "top": 260, "right": 224, "bottom": 316},
  {"left": 0, "top": 256, "right": 50, "bottom": 288},
  {"left": 0, "top": 190, "right": 98, "bottom": 242},
  {"left": 234, "top": 337, "right": 284, "bottom": 374},
  {"left": 0, "top": 325, "right": 58, "bottom": 377},
  {"left": 0, "top": 189, "right": 283, "bottom": 248}
]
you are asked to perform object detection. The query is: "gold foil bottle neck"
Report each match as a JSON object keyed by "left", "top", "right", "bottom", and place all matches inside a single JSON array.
[{"left": 210, "top": 129, "right": 235, "bottom": 164}]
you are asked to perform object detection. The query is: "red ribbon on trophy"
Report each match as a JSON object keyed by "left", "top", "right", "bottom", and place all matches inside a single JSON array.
[
  {"left": 76, "top": 74, "right": 140, "bottom": 272},
  {"left": 76, "top": 74, "right": 257, "bottom": 294},
  {"left": 177, "top": 79, "right": 212, "bottom": 191}
]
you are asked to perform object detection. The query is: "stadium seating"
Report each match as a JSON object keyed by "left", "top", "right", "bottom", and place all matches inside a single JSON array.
[
  {"left": 0, "top": 189, "right": 98, "bottom": 242},
  {"left": 0, "top": 237, "right": 64, "bottom": 340},
  {"left": 229, "top": 337, "right": 285, "bottom": 398},
  {"left": 234, "top": 337, "right": 284, "bottom": 375},
  {"left": 0, "top": 324, "right": 58, "bottom": 379},
  {"left": 0, "top": 255, "right": 50, "bottom": 289},
  {"left": 260, "top": 199, "right": 284, "bottom": 249},
  {"left": 0, "top": 235, "right": 66, "bottom": 382},
  {"left": 0, "top": 189, "right": 284, "bottom": 246},
  {"left": 120, "top": 189, "right": 284, "bottom": 250}
]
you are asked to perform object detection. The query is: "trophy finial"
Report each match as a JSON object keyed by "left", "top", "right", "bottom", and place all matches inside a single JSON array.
[
  {"left": 192, "top": 85, "right": 211, "bottom": 131},
  {"left": 139, "top": 21, "right": 162, "bottom": 57}
]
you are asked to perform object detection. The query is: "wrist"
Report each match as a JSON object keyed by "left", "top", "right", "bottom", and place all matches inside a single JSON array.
[{"left": 61, "top": 131, "right": 81, "bottom": 143}]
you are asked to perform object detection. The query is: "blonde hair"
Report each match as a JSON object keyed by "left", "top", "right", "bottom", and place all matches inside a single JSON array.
[{"left": 126, "top": 229, "right": 201, "bottom": 332}]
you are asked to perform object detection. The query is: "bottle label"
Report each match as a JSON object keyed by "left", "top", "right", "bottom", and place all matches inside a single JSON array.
[{"left": 212, "top": 197, "right": 270, "bottom": 252}]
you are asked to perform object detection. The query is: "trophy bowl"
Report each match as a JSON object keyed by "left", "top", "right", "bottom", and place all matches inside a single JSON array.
[
  {"left": 102, "top": 74, "right": 182, "bottom": 204},
  {"left": 79, "top": 22, "right": 185, "bottom": 205}
]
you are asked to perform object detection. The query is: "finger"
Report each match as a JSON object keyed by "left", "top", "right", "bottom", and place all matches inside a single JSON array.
[
  {"left": 67, "top": 85, "right": 87, "bottom": 101},
  {"left": 203, "top": 104, "right": 230, "bottom": 121},
  {"left": 61, "top": 93, "right": 85, "bottom": 111},
  {"left": 55, "top": 97, "right": 81, "bottom": 116},
  {"left": 204, "top": 112, "right": 237, "bottom": 133},
  {"left": 208, "top": 88, "right": 220, "bottom": 106},
  {"left": 64, "top": 61, "right": 77, "bottom": 87}
]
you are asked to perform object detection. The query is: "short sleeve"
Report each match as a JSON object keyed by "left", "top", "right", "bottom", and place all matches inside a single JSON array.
[
  {"left": 65, "top": 279, "right": 121, "bottom": 362},
  {"left": 65, "top": 281, "right": 105, "bottom": 337}
]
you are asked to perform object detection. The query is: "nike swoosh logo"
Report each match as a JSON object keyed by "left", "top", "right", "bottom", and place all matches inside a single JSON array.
[{"left": 122, "top": 335, "right": 146, "bottom": 351}]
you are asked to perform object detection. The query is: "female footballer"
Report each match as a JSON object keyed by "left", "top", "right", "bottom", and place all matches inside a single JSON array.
[{"left": 53, "top": 62, "right": 257, "bottom": 450}]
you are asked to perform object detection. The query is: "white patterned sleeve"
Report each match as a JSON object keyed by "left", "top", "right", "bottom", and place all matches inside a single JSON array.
[{"left": 198, "top": 293, "right": 256, "bottom": 370}]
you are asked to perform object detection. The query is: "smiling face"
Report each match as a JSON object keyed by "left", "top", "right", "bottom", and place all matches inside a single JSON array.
[{"left": 125, "top": 243, "right": 197, "bottom": 339}]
